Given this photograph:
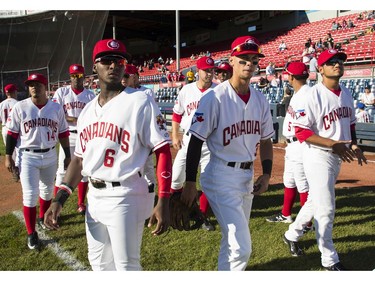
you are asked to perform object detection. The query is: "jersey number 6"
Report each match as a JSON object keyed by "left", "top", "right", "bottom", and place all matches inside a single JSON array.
[{"left": 104, "top": 149, "right": 116, "bottom": 167}]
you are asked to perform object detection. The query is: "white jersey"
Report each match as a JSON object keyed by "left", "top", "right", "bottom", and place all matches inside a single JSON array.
[
  {"left": 189, "top": 80, "right": 274, "bottom": 163},
  {"left": 0, "top": 98, "right": 17, "bottom": 126},
  {"left": 74, "top": 88, "right": 171, "bottom": 182},
  {"left": 293, "top": 82, "right": 356, "bottom": 147},
  {"left": 52, "top": 86, "right": 95, "bottom": 131},
  {"left": 173, "top": 81, "right": 217, "bottom": 131},
  {"left": 6, "top": 98, "right": 69, "bottom": 149},
  {"left": 355, "top": 110, "right": 370, "bottom": 123},
  {"left": 282, "top": 85, "right": 310, "bottom": 139},
  {"left": 138, "top": 85, "right": 155, "bottom": 100}
]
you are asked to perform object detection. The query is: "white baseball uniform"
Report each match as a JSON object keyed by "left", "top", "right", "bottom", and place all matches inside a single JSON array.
[
  {"left": 52, "top": 85, "right": 95, "bottom": 185},
  {"left": 6, "top": 98, "right": 69, "bottom": 207},
  {"left": 285, "top": 82, "right": 356, "bottom": 268},
  {"left": 189, "top": 80, "right": 274, "bottom": 270},
  {"left": 74, "top": 88, "right": 171, "bottom": 271},
  {"left": 282, "top": 84, "right": 309, "bottom": 193},
  {"left": 172, "top": 81, "right": 217, "bottom": 190},
  {"left": 136, "top": 85, "right": 156, "bottom": 188},
  {"left": 0, "top": 97, "right": 19, "bottom": 163}
]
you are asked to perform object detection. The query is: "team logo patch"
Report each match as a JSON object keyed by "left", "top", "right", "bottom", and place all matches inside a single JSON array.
[
  {"left": 156, "top": 114, "right": 167, "bottom": 131},
  {"left": 107, "top": 40, "right": 120, "bottom": 50},
  {"left": 295, "top": 109, "right": 306, "bottom": 119},
  {"left": 191, "top": 112, "right": 204, "bottom": 125}
]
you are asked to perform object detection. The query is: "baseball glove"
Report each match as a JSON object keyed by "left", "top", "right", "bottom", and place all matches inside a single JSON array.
[{"left": 169, "top": 191, "right": 210, "bottom": 231}]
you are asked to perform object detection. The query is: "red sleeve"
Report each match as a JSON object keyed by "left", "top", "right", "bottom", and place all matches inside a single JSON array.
[
  {"left": 172, "top": 112, "right": 182, "bottom": 123},
  {"left": 295, "top": 126, "right": 315, "bottom": 142},
  {"left": 58, "top": 130, "right": 70, "bottom": 139},
  {"left": 154, "top": 143, "right": 172, "bottom": 198}
]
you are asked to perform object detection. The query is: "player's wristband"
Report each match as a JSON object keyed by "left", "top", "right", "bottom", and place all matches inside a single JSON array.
[
  {"left": 52, "top": 189, "right": 70, "bottom": 207},
  {"left": 262, "top": 159, "right": 273, "bottom": 176}
]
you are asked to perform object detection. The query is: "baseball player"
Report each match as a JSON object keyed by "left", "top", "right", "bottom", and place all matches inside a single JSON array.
[
  {"left": 283, "top": 49, "right": 367, "bottom": 270},
  {"left": 0, "top": 84, "right": 19, "bottom": 181},
  {"left": 52, "top": 64, "right": 96, "bottom": 214},
  {"left": 4, "top": 73, "right": 71, "bottom": 250},
  {"left": 266, "top": 62, "right": 313, "bottom": 232},
  {"left": 214, "top": 61, "right": 232, "bottom": 84},
  {"left": 171, "top": 56, "right": 217, "bottom": 231},
  {"left": 44, "top": 39, "right": 172, "bottom": 271},
  {"left": 182, "top": 35, "right": 274, "bottom": 270},
  {"left": 355, "top": 102, "right": 370, "bottom": 123},
  {"left": 123, "top": 63, "right": 157, "bottom": 195}
]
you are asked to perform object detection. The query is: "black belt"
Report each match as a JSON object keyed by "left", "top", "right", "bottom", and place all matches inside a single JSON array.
[
  {"left": 89, "top": 178, "right": 120, "bottom": 189},
  {"left": 25, "top": 146, "right": 55, "bottom": 153},
  {"left": 286, "top": 137, "right": 298, "bottom": 143},
  {"left": 227, "top": 161, "right": 253, "bottom": 170},
  {"left": 69, "top": 130, "right": 78, "bottom": 134}
]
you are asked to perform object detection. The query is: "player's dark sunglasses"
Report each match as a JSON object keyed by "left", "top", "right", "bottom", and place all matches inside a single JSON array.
[
  {"left": 95, "top": 56, "right": 126, "bottom": 66},
  {"left": 70, "top": 73, "right": 84, "bottom": 79},
  {"left": 231, "top": 41, "right": 261, "bottom": 55},
  {"left": 324, "top": 58, "right": 344, "bottom": 66}
]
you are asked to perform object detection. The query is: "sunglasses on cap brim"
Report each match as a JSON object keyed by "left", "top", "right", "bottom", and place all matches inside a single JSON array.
[
  {"left": 231, "top": 41, "right": 264, "bottom": 57},
  {"left": 70, "top": 73, "right": 84, "bottom": 79}
]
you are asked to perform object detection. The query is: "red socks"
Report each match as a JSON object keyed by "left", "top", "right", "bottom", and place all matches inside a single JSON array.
[
  {"left": 281, "top": 187, "right": 297, "bottom": 217},
  {"left": 199, "top": 192, "right": 210, "bottom": 215},
  {"left": 23, "top": 206, "right": 36, "bottom": 235},
  {"left": 299, "top": 192, "right": 308, "bottom": 206}
]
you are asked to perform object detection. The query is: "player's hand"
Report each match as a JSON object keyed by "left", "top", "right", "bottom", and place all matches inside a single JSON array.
[
  {"left": 252, "top": 174, "right": 270, "bottom": 195},
  {"left": 172, "top": 137, "right": 183, "bottom": 150},
  {"left": 44, "top": 202, "right": 62, "bottom": 230},
  {"left": 332, "top": 141, "right": 356, "bottom": 163},
  {"left": 350, "top": 144, "right": 368, "bottom": 166},
  {"left": 148, "top": 197, "right": 170, "bottom": 236},
  {"left": 4, "top": 155, "right": 15, "bottom": 173},
  {"left": 181, "top": 181, "right": 198, "bottom": 207}
]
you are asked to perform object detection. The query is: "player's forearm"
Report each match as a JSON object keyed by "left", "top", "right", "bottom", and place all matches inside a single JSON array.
[
  {"left": 154, "top": 144, "right": 172, "bottom": 198},
  {"left": 59, "top": 137, "right": 71, "bottom": 158},
  {"left": 305, "top": 134, "right": 337, "bottom": 148},
  {"left": 260, "top": 138, "right": 273, "bottom": 176},
  {"left": 5, "top": 134, "right": 18, "bottom": 156},
  {"left": 185, "top": 135, "right": 203, "bottom": 182}
]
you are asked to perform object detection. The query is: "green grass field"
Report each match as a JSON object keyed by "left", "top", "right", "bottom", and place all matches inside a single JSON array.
[{"left": 0, "top": 140, "right": 374, "bottom": 272}]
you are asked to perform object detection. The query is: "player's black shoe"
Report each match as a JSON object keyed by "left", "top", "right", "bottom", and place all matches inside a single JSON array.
[
  {"left": 27, "top": 231, "right": 40, "bottom": 250},
  {"left": 201, "top": 219, "right": 215, "bottom": 231},
  {"left": 283, "top": 235, "right": 304, "bottom": 257},
  {"left": 324, "top": 262, "right": 347, "bottom": 271},
  {"left": 37, "top": 217, "right": 48, "bottom": 230}
]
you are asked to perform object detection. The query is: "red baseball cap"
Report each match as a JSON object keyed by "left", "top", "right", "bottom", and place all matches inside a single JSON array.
[
  {"left": 197, "top": 56, "right": 216, "bottom": 70},
  {"left": 217, "top": 61, "right": 232, "bottom": 73},
  {"left": 284, "top": 62, "right": 309, "bottom": 76},
  {"left": 317, "top": 49, "right": 347, "bottom": 66},
  {"left": 231, "top": 36, "right": 265, "bottom": 58},
  {"left": 25, "top": 73, "right": 48, "bottom": 86},
  {"left": 92, "top": 39, "right": 131, "bottom": 63},
  {"left": 69, "top": 64, "right": 85, "bottom": 74},
  {"left": 124, "top": 64, "right": 138, "bottom": 75},
  {"left": 4, "top": 84, "right": 17, "bottom": 93}
]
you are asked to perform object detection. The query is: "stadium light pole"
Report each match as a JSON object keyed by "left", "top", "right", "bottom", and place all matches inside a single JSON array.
[
  {"left": 81, "top": 26, "right": 85, "bottom": 67},
  {"left": 176, "top": 10, "right": 180, "bottom": 72}
]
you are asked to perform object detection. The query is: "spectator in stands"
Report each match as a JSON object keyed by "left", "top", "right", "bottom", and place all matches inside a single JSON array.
[
  {"left": 186, "top": 68, "right": 195, "bottom": 83},
  {"left": 348, "top": 19, "right": 355, "bottom": 28},
  {"left": 165, "top": 58, "right": 170, "bottom": 66},
  {"left": 356, "top": 102, "right": 371, "bottom": 123},
  {"left": 280, "top": 85, "right": 292, "bottom": 116},
  {"left": 331, "top": 21, "right": 338, "bottom": 31},
  {"left": 342, "top": 19, "right": 348, "bottom": 29},
  {"left": 266, "top": 62, "right": 275, "bottom": 76},
  {"left": 176, "top": 71, "right": 185, "bottom": 82},
  {"left": 278, "top": 40, "right": 287, "bottom": 52},
  {"left": 302, "top": 48, "right": 311, "bottom": 64},
  {"left": 360, "top": 85, "right": 375, "bottom": 110},
  {"left": 139, "top": 65, "right": 144, "bottom": 73},
  {"left": 257, "top": 77, "right": 269, "bottom": 89},
  {"left": 284, "top": 57, "right": 293, "bottom": 70},
  {"left": 316, "top": 38, "right": 323, "bottom": 50},
  {"left": 357, "top": 12, "right": 364, "bottom": 21},
  {"left": 158, "top": 55, "right": 164, "bottom": 65},
  {"left": 205, "top": 51, "right": 211, "bottom": 57},
  {"left": 190, "top": 54, "right": 196, "bottom": 60},
  {"left": 327, "top": 33, "right": 334, "bottom": 49},
  {"left": 305, "top": 37, "right": 312, "bottom": 48},
  {"left": 169, "top": 57, "right": 174, "bottom": 64}
]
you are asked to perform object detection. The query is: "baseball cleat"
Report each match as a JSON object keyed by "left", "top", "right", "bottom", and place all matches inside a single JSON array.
[
  {"left": 37, "top": 217, "right": 48, "bottom": 230},
  {"left": 302, "top": 224, "right": 314, "bottom": 234},
  {"left": 201, "top": 219, "right": 215, "bottom": 231},
  {"left": 283, "top": 235, "right": 304, "bottom": 257},
  {"left": 77, "top": 204, "right": 86, "bottom": 215},
  {"left": 266, "top": 213, "right": 293, "bottom": 223},
  {"left": 324, "top": 262, "right": 347, "bottom": 271},
  {"left": 27, "top": 231, "right": 40, "bottom": 250}
]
